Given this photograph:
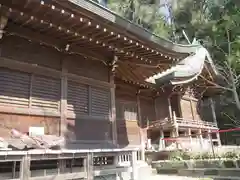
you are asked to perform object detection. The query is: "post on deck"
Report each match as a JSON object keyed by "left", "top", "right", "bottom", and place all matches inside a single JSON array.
[
  {"left": 198, "top": 129, "right": 203, "bottom": 148},
  {"left": 20, "top": 155, "right": 31, "bottom": 180},
  {"left": 130, "top": 151, "right": 137, "bottom": 180},
  {"left": 85, "top": 152, "right": 94, "bottom": 180},
  {"left": 209, "top": 98, "right": 221, "bottom": 146},
  {"left": 137, "top": 90, "right": 145, "bottom": 161},
  {"left": 60, "top": 59, "right": 68, "bottom": 138},
  {"left": 188, "top": 128, "right": 193, "bottom": 146},
  {"left": 109, "top": 56, "right": 118, "bottom": 146},
  {"left": 159, "top": 129, "right": 165, "bottom": 150},
  {"left": 167, "top": 98, "right": 173, "bottom": 120}
]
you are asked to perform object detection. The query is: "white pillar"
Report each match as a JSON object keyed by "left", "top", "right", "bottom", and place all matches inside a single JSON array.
[
  {"left": 130, "top": 151, "right": 138, "bottom": 180},
  {"left": 188, "top": 128, "right": 192, "bottom": 146},
  {"left": 159, "top": 130, "right": 165, "bottom": 150},
  {"left": 198, "top": 129, "right": 203, "bottom": 148}
]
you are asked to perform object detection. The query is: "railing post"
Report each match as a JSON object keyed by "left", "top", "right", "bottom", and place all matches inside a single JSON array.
[
  {"left": 198, "top": 129, "right": 203, "bottom": 148},
  {"left": 188, "top": 128, "right": 192, "bottom": 147},
  {"left": 85, "top": 152, "right": 94, "bottom": 180},
  {"left": 114, "top": 153, "right": 121, "bottom": 180},
  {"left": 58, "top": 159, "right": 66, "bottom": 174},
  {"left": 20, "top": 155, "right": 31, "bottom": 180},
  {"left": 159, "top": 129, "right": 165, "bottom": 150},
  {"left": 130, "top": 151, "right": 137, "bottom": 180}
]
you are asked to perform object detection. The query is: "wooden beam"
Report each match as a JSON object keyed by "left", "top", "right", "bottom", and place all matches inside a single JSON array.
[{"left": 5, "top": 23, "right": 108, "bottom": 64}]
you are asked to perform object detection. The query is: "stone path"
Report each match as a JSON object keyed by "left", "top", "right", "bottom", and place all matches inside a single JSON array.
[{"left": 149, "top": 175, "right": 208, "bottom": 180}]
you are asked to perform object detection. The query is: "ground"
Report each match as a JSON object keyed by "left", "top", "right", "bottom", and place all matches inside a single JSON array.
[{"left": 149, "top": 175, "right": 211, "bottom": 180}]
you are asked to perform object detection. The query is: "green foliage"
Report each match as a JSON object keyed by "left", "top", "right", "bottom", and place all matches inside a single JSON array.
[
  {"left": 108, "top": 0, "right": 240, "bottom": 139},
  {"left": 168, "top": 150, "right": 240, "bottom": 161},
  {"left": 108, "top": 0, "right": 172, "bottom": 38}
]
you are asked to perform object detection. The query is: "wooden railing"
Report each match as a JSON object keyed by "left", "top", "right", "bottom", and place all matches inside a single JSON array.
[
  {"left": 147, "top": 118, "right": 218, "bottom": 129},
  {"left": 0, "top": 148, "right": 140, "bottom": 180},
  {"left": 175, "top": 118, "right": 218, "bottom": 128}
]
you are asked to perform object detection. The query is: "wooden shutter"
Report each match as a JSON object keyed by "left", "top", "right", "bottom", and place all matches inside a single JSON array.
[
  {"left": 0, "top": 68, "right": 30, "bottom": 107},
  {"left": 91, "top": 87, "right": 110, "bottom": 117},
  {"left": 31, "top": 75, "right": 60, "bottom": 111},
  {"left": 67, "top": 81, "right": 88, "bottom": 115}
]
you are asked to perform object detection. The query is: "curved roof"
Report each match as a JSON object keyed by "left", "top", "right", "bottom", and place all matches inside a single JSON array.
[{"left": 59, "top": 0, "right": 201, "bottom": 54}]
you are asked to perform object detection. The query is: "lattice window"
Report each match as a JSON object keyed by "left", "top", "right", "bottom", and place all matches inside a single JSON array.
[
  {"left": 67, "top": 81, "right": 89, "bottom": 116},
  {"left": 91, "top": 87, "right": 110, "bottom": 117},
  {"left": 0, "top": 68, "right": 30, "bottom": 108},
  {"left": 31, "top": 75, "right": 61, "bottom": 111}
]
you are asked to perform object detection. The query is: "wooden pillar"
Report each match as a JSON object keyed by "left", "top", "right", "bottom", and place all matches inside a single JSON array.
[
  {"left": 109, "top": 56, "right": 118, "bottom": 146},
  {"left": 189, "top": 99, "right": 195, "bottom": 120},
  {"left": 60, "top": 59, "right": 68, "bottom": 139},
  {"left": 209, "top": 98, "right": 221, "bottom": 146},
  {"left": 20, "top": 156, "right": 30, "bottom": 180},
  {"left": 137, "top": 91, "right": 145, "bottom": 161},
  {"left": 167, "top": 98, "right": 173, "bottom": 120}
]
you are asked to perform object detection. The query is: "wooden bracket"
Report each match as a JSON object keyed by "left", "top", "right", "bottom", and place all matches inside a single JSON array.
[
  {"left": 110, "top": 56, "right": 118, "bottom": 75},
  {"left": 0, "top": 16, "right": 8, "bottom": 39}
]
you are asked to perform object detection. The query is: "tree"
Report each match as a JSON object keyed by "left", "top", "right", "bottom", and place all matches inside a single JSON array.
[
  {"left": 108, "top": 0, "right": 172, "bottom": 38},
  {"left": 172, "top": 0, "right": 240, "bottom": 143}
]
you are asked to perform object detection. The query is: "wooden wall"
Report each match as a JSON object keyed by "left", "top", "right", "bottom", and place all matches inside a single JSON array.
[
  {"left": 180, "top": 90, "right": 201, "bottom": 121},
  {"left": 0, "top": 35, "right": 112, "bottom": 142},
  {"left": 155, "top": 92, "right": 170, "bottom": 121},
  {"left": 115, "top": 88, "right": 140, "bottom": 146}
]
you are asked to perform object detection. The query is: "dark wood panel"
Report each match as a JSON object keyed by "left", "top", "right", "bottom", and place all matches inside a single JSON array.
[
  {"left": 1, "top": 36, "right": 62, "bottom": 70},
  {"left": 65, "top": 54, "right": 109, "bottom": 82},
  {"left": 67, "top": 81, "right": 89, "bottom": 115},
  {"left": 32, "top": 75, "right": 61, "bottom": 111},
  {"left": 66, "top": 118, "right": 112, "bottom": 141},
  {"left": 91, "top": 87, "right": 110, "bottom": 117},
  {"left": 0, "top": 68, "right": 30, "bottom": 107}
]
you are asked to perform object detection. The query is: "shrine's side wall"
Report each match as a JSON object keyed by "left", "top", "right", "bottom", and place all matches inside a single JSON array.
[
  {"left": 0, "top": 35, "right": 113, "bottom": 145},
  {"left": 180, "top": 91, "right": 201, "bottom": 121}
]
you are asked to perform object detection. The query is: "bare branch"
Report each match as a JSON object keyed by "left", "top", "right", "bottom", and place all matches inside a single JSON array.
[
  {"left": 199, "top": 75, "right": 233, "bottom": 91},
  {"left": 223, "top": 112, "right": 240, "bottom": 127}
]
